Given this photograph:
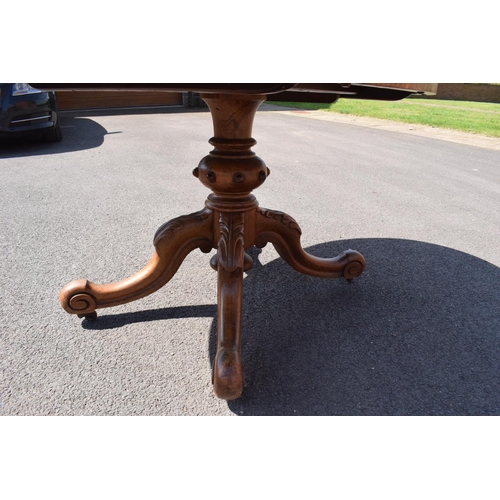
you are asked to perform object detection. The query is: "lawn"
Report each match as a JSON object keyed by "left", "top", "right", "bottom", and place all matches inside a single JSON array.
[{"left": 269, "top": 98, "right": 500, "bottom": 138}]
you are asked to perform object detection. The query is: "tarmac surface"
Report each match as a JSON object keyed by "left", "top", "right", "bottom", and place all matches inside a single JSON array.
[{"left": 1, "top": 104, "right": 499, "bottom": 415}]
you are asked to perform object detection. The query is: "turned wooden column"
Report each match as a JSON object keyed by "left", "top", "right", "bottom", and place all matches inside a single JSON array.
[{"left": 194, "top": 94, "right": 268, "bottom": 399}]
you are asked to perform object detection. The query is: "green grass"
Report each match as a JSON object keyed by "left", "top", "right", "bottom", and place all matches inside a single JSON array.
[{"left": 269, "top": 98, "right": 500, "bottom": 138}]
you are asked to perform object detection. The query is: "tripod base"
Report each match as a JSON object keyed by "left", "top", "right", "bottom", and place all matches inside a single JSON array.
[
  {"left": 61, "top": 200, "right": 364, "bottom": 400},
  {"left": 60, "top": 93, "right": 365, "bottom": 400}
]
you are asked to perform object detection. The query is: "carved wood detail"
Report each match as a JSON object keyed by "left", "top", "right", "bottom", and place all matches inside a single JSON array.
[
  {"left": 255, "top": 208, "right": 365, "bottom": 279},
  {"left": 213, "top": 211, "right": 246, "bottom": 399},
  {"left": 258, "top": 209, "right": 302, "bottom": 235},
  {"left": 60, "top": 93, "right": 367, "bottom": 401},
  {"left": 154, "top": 209, "right": 213, "bottom": 246},
  {"left": 217, "top": 212, "right": 245, "bottom": 273},
  {"left": 60, "top": 208, "right": 214, "bottom": 317}
]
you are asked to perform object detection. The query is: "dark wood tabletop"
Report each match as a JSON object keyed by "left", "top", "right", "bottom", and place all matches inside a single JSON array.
[{"left": 29, "top": 83, "right": 437, "bottom": 103}]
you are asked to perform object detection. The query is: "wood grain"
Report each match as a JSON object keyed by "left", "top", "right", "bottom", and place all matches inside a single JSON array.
[{"left": 59, "top": 91, "right": 370, "bottom": 400}]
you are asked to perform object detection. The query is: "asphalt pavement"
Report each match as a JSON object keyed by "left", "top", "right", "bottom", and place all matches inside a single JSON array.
[{"left": 1, "top": 104, "right": 499, "bottom": 415}]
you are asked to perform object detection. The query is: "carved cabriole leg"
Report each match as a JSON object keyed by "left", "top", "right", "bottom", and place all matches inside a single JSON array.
[
  {"left": 255, "top": 208, "right": 366, "bottom": 280},
  {"left": 212, "top": 211, "right": 246, "bottom": 399},
  {"left": 60, "top": 209, "right": 214, "bottom": 318}
]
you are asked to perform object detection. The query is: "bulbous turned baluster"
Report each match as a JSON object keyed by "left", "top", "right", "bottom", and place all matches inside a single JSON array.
[{"left": 196, "top": 94, "right": 270, "bottom": 200}]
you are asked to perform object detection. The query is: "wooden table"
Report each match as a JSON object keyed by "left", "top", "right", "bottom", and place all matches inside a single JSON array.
[{"left": 31, "top": 83, "right": 437, "bottom": 400}]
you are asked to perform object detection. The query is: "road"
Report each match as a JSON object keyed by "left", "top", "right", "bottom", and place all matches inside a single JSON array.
[{"left": 1, "top": 104, "right": 499, "bottom": 415}]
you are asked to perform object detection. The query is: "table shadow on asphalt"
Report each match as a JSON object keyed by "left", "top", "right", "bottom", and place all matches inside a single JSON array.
[
  {"left": 0, "top": 116, "right": 112, "bottom": 158},
  {"left": 82, "top": 239, "right": 500, "bottom": 416},
  {"left": 81, "top": 304, "right": 217, "bottom": 330},
  {"left": 0, "top": 107, "right": 209, "bottom": 158}
]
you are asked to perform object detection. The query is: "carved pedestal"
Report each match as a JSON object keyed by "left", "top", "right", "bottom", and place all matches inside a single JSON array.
[{"left": 60, "top": 94, "right": 365, "bottom": 400}]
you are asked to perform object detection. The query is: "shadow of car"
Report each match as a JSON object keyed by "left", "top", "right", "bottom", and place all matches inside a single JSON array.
[{"left": 0, "top": 83, "right": 62, "bottom": 142}]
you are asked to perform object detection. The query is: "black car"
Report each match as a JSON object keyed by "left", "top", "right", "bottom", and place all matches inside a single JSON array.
[{"left": 0, "top": 83, "right": 62, "bottom": 142}]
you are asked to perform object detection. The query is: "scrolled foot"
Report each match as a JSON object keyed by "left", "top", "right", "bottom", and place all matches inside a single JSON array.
[
  {"left": 213, "top": 348, "right": 244, "bottom": 400},
  {"left": 342, "top": 250, "right": 366, "bottom": 280},
  {"left": 60, "top": 279, "right": 97, "bottom": 316}
]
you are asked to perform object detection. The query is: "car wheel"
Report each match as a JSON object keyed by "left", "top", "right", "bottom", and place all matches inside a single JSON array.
[{"left": 43, "top": 119, "right": 62, "bottom": 142}]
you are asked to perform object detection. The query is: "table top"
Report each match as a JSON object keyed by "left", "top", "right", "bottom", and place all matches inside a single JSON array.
[{"left": 29, "top": 83, "right": 437, "bottom": 103}]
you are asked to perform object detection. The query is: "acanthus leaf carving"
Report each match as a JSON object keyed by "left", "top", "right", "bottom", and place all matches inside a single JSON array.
[{"left": 217, "top": 212, "right": 245, "bottom": 272}]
